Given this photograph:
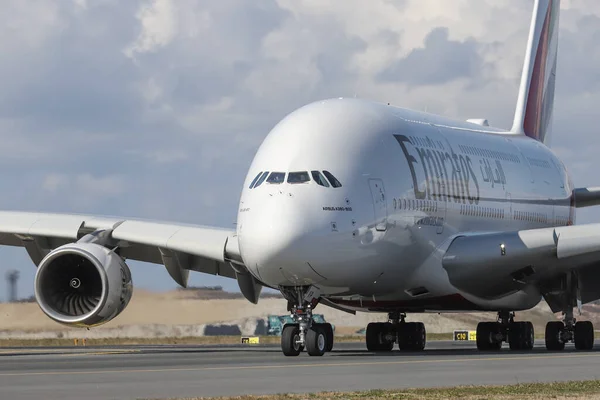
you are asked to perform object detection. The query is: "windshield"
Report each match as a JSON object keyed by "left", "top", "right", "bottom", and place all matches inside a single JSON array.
[
  {"left": 287, "top": 171, "right": 310, "bottom": 184},
  {"left": 311, "top": 171, "right": 330, "bottom": 187},
  {"left": 253, "top": 171, "right": 269, "bottom": 188},
  {"left": 266, "top": 172, "right": 285, "bottom": 184}
]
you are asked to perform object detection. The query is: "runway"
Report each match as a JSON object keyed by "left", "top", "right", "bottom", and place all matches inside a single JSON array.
[{"left": 1, "top": 340, "right": 600, "bottom": 400}]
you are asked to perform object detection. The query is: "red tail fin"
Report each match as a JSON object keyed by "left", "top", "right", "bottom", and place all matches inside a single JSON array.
[{"left": 511, "top": 0, "right": 560, "bottom": 145}]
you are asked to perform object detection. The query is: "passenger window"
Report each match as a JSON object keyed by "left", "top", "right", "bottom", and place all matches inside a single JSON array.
[
  {"left": 323, "top": 171, "right": 342, "bottom": 188},
  {"left": 253, "top": 171, "right": 269, "bottom": 188},
  {"left": 288, "top": 171, "right": 311, "bottom": 184},
  {"left": 249, "top": 171, "right": 263, "bottom": 189},
  {"left": 311, "top": 171, "right": 330, "bottom": 187},
  {"left": 266, "top": 172, "right": 285, "bottom": 184}
]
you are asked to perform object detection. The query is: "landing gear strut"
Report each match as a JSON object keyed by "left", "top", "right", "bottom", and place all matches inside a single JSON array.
[
  {"left": 365, "top": 312, "right": 426, "bottom": 352},
  {"left": 476, "top": 312, "right": 534, "bottom": 351},
  {"left": 545, "top": 308, "right": 594, "bottom": 351},
  {"left": 280, "top": 286, "right": 334, "bottom": 357}
]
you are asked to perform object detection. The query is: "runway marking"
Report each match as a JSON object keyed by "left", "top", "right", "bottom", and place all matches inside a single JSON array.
[
  {"left": 56, "top": 350, "right": 141, "bottom": 357},
  {"left": 1, "top": 352, "right": 599, "bottom": 377},
  {"left": 0, "top": 350, "right": 140, "bottom": 357}
]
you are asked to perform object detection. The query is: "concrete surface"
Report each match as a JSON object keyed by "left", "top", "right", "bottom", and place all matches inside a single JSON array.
[{"left": 1, "top": 341, "right": 599, "bottom": 400}]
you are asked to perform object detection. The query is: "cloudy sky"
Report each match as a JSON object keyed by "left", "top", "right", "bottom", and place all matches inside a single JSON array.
[{"left": 1, "top": 0, "right": 599, "bottom": 300}]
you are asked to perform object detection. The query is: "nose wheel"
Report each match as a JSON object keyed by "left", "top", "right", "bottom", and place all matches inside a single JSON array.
[
  {"left": 281, "top": 324, "right": 303, "bottom": 356},
  {"left": 279, "top": 286, "right": 334, "bottom": 356}
]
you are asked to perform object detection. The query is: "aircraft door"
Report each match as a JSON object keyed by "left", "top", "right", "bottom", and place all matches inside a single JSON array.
[
  {"left": 437, "top": 200, "right": 446, "bottom": 234},
  {"left": 505, "top": 192, "right": 512, "bottom": 226},
  {"left": 369, "top": 179, "right": 387, "bottom": 231}
]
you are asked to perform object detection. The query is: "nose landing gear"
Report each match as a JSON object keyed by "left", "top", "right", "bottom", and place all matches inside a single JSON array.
[{"left": 280, "top": 286, "right": 334, "bottom": 357}]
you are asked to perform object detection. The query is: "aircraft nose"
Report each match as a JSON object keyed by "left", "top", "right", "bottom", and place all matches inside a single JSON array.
[{"left": 239, "top": 195, "right": 328, "bottom": 286}]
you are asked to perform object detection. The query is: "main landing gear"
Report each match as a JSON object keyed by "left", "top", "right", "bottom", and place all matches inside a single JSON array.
[
  {"left": 365, "top": 312, "right": 426, "bottom": 352},
  {"left": 545, "top": 308, "right": 594, "bottom": 351},
  {"left": 280, "top": 287, "right": 334, "bottom": 357},
  {"left": 476, "top": 312, "right": 534, "bottom": 351}
]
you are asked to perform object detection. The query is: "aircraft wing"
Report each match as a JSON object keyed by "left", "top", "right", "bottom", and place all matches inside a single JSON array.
[
  {"left": 442, "top": 224, "right": 600, "bottom": 311},
  {"left": 573, "top": 187, "right": 600, "bottom": 208},
  {"left": 0, "top": 211, "right": 257, "bottom": 298}
]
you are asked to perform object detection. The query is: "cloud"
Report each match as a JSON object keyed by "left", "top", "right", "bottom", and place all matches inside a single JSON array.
[
  {"left": 125, "top": 0, "right": 176, "bottom": 57},
  {"left": 378, "top": 27, "right": 483, "bottom": 86},
  {"left": 2, "top": 0, "right": 600, "bottom": 297}
]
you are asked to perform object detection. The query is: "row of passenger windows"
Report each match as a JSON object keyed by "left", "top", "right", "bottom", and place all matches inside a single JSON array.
[
  {"left": 458, "top": 144, "right": 520, "bottom": 164},
  {"left": 460, "top": 205, "right": 504, "bottom": 219},
  {"left": 249, "top": 170, "right": 342, "bottom": 189},
  {"left": 526, "top": 157, "right": 551, "bottom": 169},
  {"left": 514, "top": 210, "right": 548, "bottom": 223},
  {"left": 393, "top": 198, "right": 439, "bottom": 212},
  {"left": 388, "top": 197, "right": 569, "bottom": 226}
]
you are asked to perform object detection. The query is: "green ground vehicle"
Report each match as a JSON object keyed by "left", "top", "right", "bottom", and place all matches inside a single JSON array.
[{"left": 267, "top": 314, "right": 334, "bottom": 336}]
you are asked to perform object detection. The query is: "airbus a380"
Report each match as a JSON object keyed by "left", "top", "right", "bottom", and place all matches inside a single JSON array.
[{"left": 3, "top": 0, "right": 599, "bottom": 356}]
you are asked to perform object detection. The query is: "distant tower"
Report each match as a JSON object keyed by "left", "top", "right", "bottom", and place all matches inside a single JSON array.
[{"left": 5, "top": 270, "right": 19, "bottom": 303}]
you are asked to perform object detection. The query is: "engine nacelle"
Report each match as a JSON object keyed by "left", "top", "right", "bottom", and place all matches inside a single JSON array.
[{"left": 34, "top": 242, "right": 133, "bottom": 327}]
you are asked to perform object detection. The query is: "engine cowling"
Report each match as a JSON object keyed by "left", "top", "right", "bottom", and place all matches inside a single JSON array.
[{"left": 34, "top": 242, "right": 133, "bottom": 327}]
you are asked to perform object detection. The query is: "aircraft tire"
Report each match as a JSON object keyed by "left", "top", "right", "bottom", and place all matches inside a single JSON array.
[
  {"left": 399, "top": 322, "right": 426, "bottom": 351},
  {"left": 574, "top": 321, "right": 594, "bottom": 351},
  {"left": 381, "top": 322, "right": 395, "bottom": 351},
  {"left": 545, "top": 321, "right": 565, "bottom": 351},
  {"left": 366, "top": 322, "right": 394, "bottom": 352},
  {"left": 366, "top": 322, "right": 380, "bottom": 351},
  {"left": 477, "top": 322, "right": 502, "bottom": 351},
  {"left": 306, "top": 325, "right": 327, "bottom": 356},
  {"left": 281, "top": 324, "right": 302, "bottom": 356},
  {"left": 508, "top": 321, "right": 534, "bottom": 351},
  {"left": 314, "top": 323, "right": 334, "bottom": 352}
]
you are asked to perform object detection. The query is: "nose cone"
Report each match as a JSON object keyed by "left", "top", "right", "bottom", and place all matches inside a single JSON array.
[{"left": 239, "top": 193, "right": 328, "bottom": 286}]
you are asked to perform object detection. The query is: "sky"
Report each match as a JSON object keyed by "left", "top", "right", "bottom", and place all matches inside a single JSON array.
[{"left": 1, "top": 0, "right": 600, "bottom": 300}]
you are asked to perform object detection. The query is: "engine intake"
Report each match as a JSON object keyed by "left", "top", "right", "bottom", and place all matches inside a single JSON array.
[{"left": 35, "top": 241, "right": 132, "bottom": 327}]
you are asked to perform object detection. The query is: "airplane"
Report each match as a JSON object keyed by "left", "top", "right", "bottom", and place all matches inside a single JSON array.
[{"left": 1, "top": 0, "right": 597, "bottom": 357}]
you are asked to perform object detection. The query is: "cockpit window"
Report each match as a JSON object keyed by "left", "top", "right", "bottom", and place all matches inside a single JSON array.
[
  {"left": 311, "top": 171, "right": 330, "bottom": 187},
  {"left": 249, "top": 172, "right": 263, "bottom": 189},
  {"left": 322, "top": 171, "right": 342, "bottom": 188},
  {"left": 266, "top": 172, "right": 285, "bottom": 184},
  {"left": 253, "top": 171, "right": 269, "bottom": 188},
  {"left": 287, "top": 171, "right": 310, "bottom": 184}
]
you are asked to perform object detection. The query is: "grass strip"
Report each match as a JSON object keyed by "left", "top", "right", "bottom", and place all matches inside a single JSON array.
[{"left": 142, "top": 380, "right": 600, "bottom": 399}]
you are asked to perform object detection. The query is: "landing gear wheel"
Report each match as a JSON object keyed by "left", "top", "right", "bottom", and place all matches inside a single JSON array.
[
  {"left": 306, "top": 325, "right": 327, "bottom": 356},
  {"left": 574, "top": 321, "right": 594, "bottom": 350},
  {"left": 366, "top": 322, "right": 394, "bottom": 352},
  {"left": 545, "top": 321, "right": 565, "bottom": 351},
  {"left": 509, "top": 321, "right": 534, "bottom": 351},
  {"left": 324, "top": 323, "right": 334, "bottom": 352},
  {"left": 381, "top": 323, "right": 395, "bottom": 351},
  {"left": 281, "top": 324, "right": 302, "bottom": 357},
  {"left": 398, "top": 322, "right": 426, "bottom": 351},
  {"left": 314, "top": 323, "right": 334, "bottom": 352},
  {"left": 366, "top": 322, "right": 379, "bottom": 351},
  {"left": 476, "top": 322, "right": 502, "bottom": 351}
]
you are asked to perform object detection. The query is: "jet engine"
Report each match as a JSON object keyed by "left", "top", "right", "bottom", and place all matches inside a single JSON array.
[{"left": 34, "top": 241, "right": 132, "bottom": 327}]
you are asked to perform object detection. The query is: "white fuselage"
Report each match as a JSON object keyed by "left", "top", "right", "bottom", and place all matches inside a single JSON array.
[{"left": 236, "top": 98, "right": 573, "bottom": 313}]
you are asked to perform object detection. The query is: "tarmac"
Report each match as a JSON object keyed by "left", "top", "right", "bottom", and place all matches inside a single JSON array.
[{"left": 1, "top": 340, "right": 599, "bottom": 400}]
